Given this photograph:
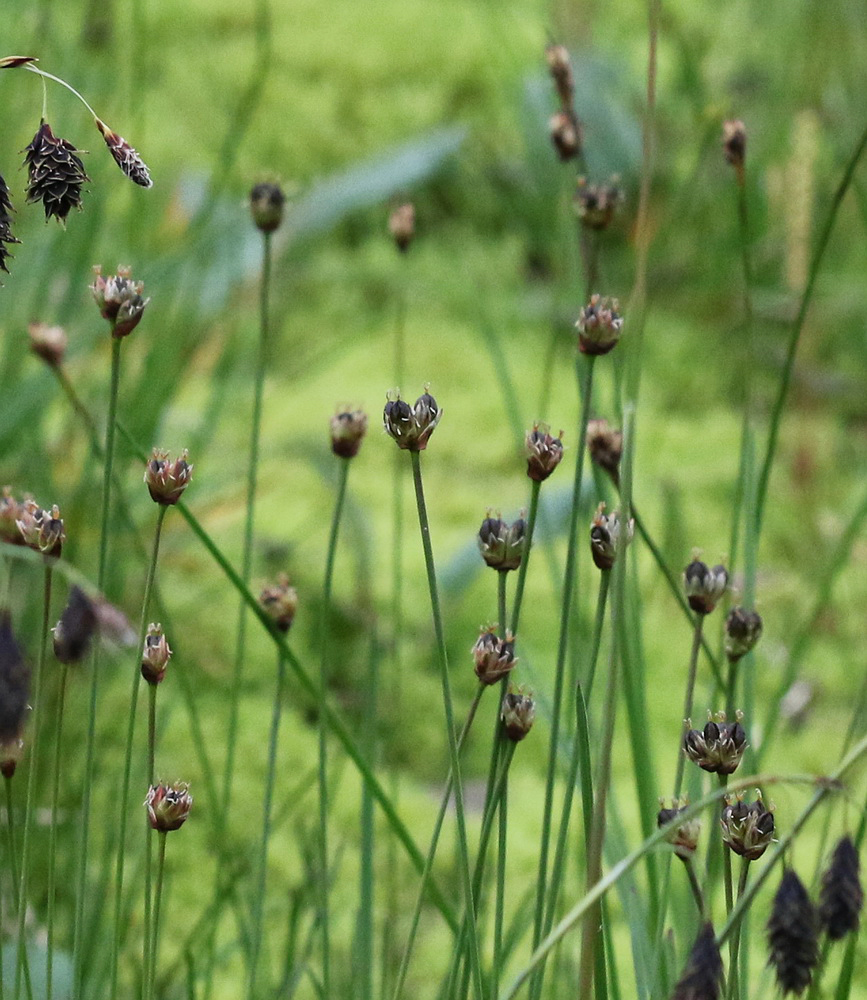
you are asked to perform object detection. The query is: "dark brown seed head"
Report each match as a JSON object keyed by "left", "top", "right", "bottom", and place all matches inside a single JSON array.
[
  {"left": 472, "top": 627, "right": 517, "bottom": 686},
  {"left": 28, "top": 323, "right": 68, "bottom": 367},
  {"left": 683, "top": 558, "right": 728, "bottom": 615},
  {"left": 249, "top": 182, "right": 285, "bottom": 233},
  {"left": 549, "top": 110, "right": 582, "bottom": 162},
  {"left": 0, "top": 612, "right": 30, "bottom": 742},
  {"left": 501, "top": 687, "right": 535, "bottom": 741},
  {"left": 545, "top": 44, "right": 574, "bottom": 108},
  {"left": 0, "top": 172, "right": 21, "bottom": 276},
  {"left": 95, "top": 118, "right": 152, "bottom": 188},
  {"left": 23, "top": 121, "right": 90, "bottom": 225},
  {"left": 576, "top": 294, "right": 623, "bottom": 355},
  {"left": 145, "top": 782, "right": 192, "bottom": 832},
  {"left": 819, "top": 836, "right": 863, "bottom": 941},
  {"left": 724, "top": 607, "right": 763, "bottom": 662},
  {"left": 53, "top": 586, "right": 99, "bottom": 665},
  {"left": 586, "top": 419, "right": 623, "bottom": 484},
  {"left": 90, "top": 265, "right": 149, "bottom": 337},
  {"left": 259, "top": 574, "right": 298, "bottom": 633},
  {"left": 720, "top": 796, "right": 774, "bottom": 860},
  {"left": 670, "top": 922, "right": 723, "bottom": 1000},
  {"left": 388, "top": 202, "right": 415, "bottom": 252},
  {"left": 723, "top": 120, "right": 747, "bottom": 180},
  {"left": 683, "top": 713, "right": 747, "bottom": 775},
  {"left": 575, "top": 176, "right": 625, "bottom": 232},
  {"left": 525, "top": 423, "right": 564, "bottom": 482},
  {"left": 144, "top": 449, "right": 193, "bottom": 505},
  {"left": 767, "top": 869, "right": 819, "bottom": 995},
  {"left": 657, "top": 801, "right": 701, "bottom": 862},
  {"left": 330, "top": 407, "right": 368, "bottom": 459}
]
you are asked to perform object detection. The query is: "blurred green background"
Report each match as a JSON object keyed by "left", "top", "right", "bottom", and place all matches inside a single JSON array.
[{"left": 1, "top": 0, "right": 867, "bottom": 996}]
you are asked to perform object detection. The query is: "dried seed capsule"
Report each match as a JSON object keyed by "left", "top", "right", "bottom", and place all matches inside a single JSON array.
[
  {"left": 545, "top": 43, "right": 574, "bottom": 107},
  {"left": 28, "top": 323, "right": 68, "bottom": 367},
  {"left": 574, "top": 176, "right": 624, "bottom": 232},
  {"left": 90, "top": 265, "right": 149, "bottom": 337},
  {"left": 723, "top": 120, "right": 747, "bottom": 178},
  {"left": 576, "top": 295, "right": 623, "bottom": 356},
  {"left": 549, "top": 110, "right": 582, "bottom": 162},
  {"left": 145, "top": 782, "right": 192, "bottom": 832},
  {"left": 53, "top": 586, "right": 99, "bottom": 664},
  {"left": 0, "top": 736, "right": 25, "bottom": 778},
  {"left": 767, "top": 869, "right": 819, "bottom": 995},
  {"left": 657, "top": 801, "right": 701, "bottom": 862},
  {"left": 249, "top": 182, "right": 285, "bottom": 233},
  {"left": 478, "top": 514, "right": 525, "bottom": 572},
  {"left": 95, "top": 118, "right": 153, "bottom": 188},
  {"left": 0, "top": 172, "right": 21, "bottom": 276},
  {"left": 819, "top": 836, "right": 863, "bottom": 941},
  {"left": 683, "top": 558, "right": 728, "bottom": 615},
  {"left": 525, "top": 423, "right": 564, "bottom": 482},
  {"left": 383, "top": 389, "right": 442, "bottom": 451},
  {"left": 589, "top": 503, "right": 634, "bottom": 571},
  {"left": 721, "top": 796, "right": 774, "bottom": 860},
  {"left": 724, "top": 607, "right": 762, "bottom": 662},
  {"left": 0, "top": 488, "right": 23, "bottom": 544},
  {"left": 23, "top": 121, "right": 90, "bottom": 225},
  {"left": 671, "top": 922, "right": 723, "bottom": 1000},
  {"left": 141, "top": 623, "right": 172, "bottom": 685},
  {"left": 330, "top": 407, "right": 368, "bottom": 459},
  {"left": 472, "top": 627, "right": 517, "bottom": 686},
  {"left": 586, "top": 419, "right": 623, "bottom": 484},
  {"left": 501, "top": 688, "right": 535, "bottom": 741},
  {"left": 16, "top": 501, "right": 64, "bottom": 558},
  {"left": 144, "top": 449, "right": 193, "bottom": 505}
]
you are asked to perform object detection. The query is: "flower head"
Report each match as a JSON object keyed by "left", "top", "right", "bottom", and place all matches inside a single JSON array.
[
  {"left": 259, "top": 574, "right": 298, "bottom": 633},
  {"left": 144, "top": 449, "right": 193, "bottom": 505},
  {"left": 330, "top": 407, "right": 368, "bottom": 459},
  {"left": 586, "top": 419, "right": 623, "bottom": 484},
  {"left": 721, "top": 795, "right": 774, "bottom": 860},
  {"left": 0, "top": 488, "right": 23, "bottom": 544},
  {"left": 574, "top": 176, "right": 624, "bottom": 231},
  {"left": 389, "top": 202, "right": 415, "bottom": 252},
  {"left": 549, "top": 110, "right": 582, "bottom": 162},
  {"left": 141, "top": 623, "right": 172, "bottom": 685},
  {"left": 657, "top": 800, "right": 702, "bottom": 861},
  {"left": 723, "top": 120, "right": 747, "bottom": 181},
  {"left": 589, "top": 503, "right": 633, "bottom": 571},
  {"left": 478, "top": 513, "right": 525, "bottom": 572},
  {"left": 23, "top": 121, "right": 90, "bottom": 225},
  {"left": 545, "top": 43, "right": 574, "bottom": 107},
  {"left": 683, "top": 557, "right": 728, "bottom": 615},
  {"left": 724, "top": 607, "right": 763, "bottom": 662},
  {"left": 671, "top": 923, "right": 723, "bottom": 1000},
  {"left": 472, "top": 627, "right": 517, "bottom": 685},
  {"left": 0, "top": 612, "right": 29, "bottom": 743},
  {"left": 683, "top": 712, "right": 747, "bottom": 775},
  {"left": 0, "top": 172, "right": 21, "bottom": 276},
  {"left": 819, "top": 836, "right": 863, "bottom": 941},
  {"left": 767, "top": 869, "right": 819, "bottom": 995},
  {"left": 28, "top": 323, "right": 67, "bottom": 367},
  {"left": 53, "top": 586, "right": 99, "bottom": 664},
  {"left": 249, "top": 182, "right": 285, "bottom": 233},
  {"left": 525, "top": 423, "right": 564, "bottom": 482},
  {"left": 501, "top": 687, "right": 535, "bottom": 742},
  {"left": 0, "top": 736, "right": 25, "bottom": 778},
  {"left": 145, "top": 782, "right": 192, "bottom": 832},
  {"left": 95, "top": 118, "right": 152, "bottom": 188},
  {"left": 383, "top": 389, "right": 441, "bottom": 451},
  {"left": 90, "top": 265, "right": 149, "bottom": 337},
  {"left": 576, "top": 295, "right": 623, "bottom": 355},
  {"left": 16, "top": 500, "right": 64, "bottom": 557}
]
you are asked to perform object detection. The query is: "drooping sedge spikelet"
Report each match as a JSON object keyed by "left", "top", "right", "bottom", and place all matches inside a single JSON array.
[
  {"left": 95, "top": 118, "right": 152, "bottom": 188},
  {"left": 670, "top": 922, "right": 723, "bottom": 1000},
  {"left": 23, "top": 121, "right": 90, "bottom": 224},
  {"left": 0, "top": 172, "right": 21, "bottom": 275},
  {"left": 0, "top": 612, "right": 30, "bottom": 743},
  {"left": 767, "top": 869, "right": 819, "bottom": 995},
  {"left": 819, "top": 836, "right": 863, "bottom": 941}
]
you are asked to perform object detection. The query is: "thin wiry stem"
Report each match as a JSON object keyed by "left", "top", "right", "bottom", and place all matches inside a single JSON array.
[
  {"left": 223, "top": 228, "right": 273, "bottom": 817},
  {"left": 409, "top": 449, "right": 482, "bottom": 1000},
  {"left": 110, "top": 503, "right": 167, "bottom": 1000},
  {"left": 510, "top": 479, "right": 541, "bottom": 636},
  {"left": 45, "top": 659, "right": 69, "bottom": 1000},
  {"left": 726, "top": 858, "right": 751, "bottom": 1000},
  {"left": 148, "top": 832, "right": 168, "bottom": 1000}
]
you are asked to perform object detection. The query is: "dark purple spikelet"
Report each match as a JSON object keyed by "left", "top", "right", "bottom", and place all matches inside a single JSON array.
[
  {"left": 0, "top": 173, "right": 21, "bottom": 275},
  {"left": 767, "top": 869, "right": 819, "bottom": 995},
  {"left": 95, "top": 118, "right": 152, "bottom": 188},
  {"left": 53, "top": 586, "right": 99, "bottom": 665},
  {"left": 23, "top": 121, "right": 90, "bottom": 224},
  {"left": 670, "top": 922, "right": 723, "bottom": 1000},
  {"left": 820, "top": 836, "right": 863, "bottom": 941},
  {"left": 0, "top": 612, "right": 30, "bottom": 742}
]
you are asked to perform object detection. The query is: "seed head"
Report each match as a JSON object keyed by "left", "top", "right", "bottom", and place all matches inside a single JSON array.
[
  {"left": 249, "top": 182, "right": 286, "bottom": 233},
  {"left": 576, "top": 295, "right": 623, "bottom": 355},
  {"left": 819, "top": 836, "right": 863, "bottom": 941},
  {"left": 478, "top": 513, "right": 525, "bottom": 572},
  {"left": 586, "top": 419, "right": 623, "bottom": 484},
  {"left": 670, "top": 922, "right": 723, "bottom": 1000},
  {"left": 684, "top": 712, "right": 747, "bottom": 775},
  {"left": 144, "top": 449, "right": 193, "bottom": 505},
  {"left": 683, "top": 557, "right": 728, "bottom": 615},
  {"left": 472, "top": 627, "right": 517, "bottom": 686},
  {"left": 657, "top": 800, "right": 702, "bottom": 861},
  {"left": 525, "top": 423, "right": 564, "bottom": 482},
  {"left": 0, "top": 172, "right": 21, "bottom": 276},
  {"left": 0, "top": 736, "right": 25, "bottom": 778},
  {"left": 95, "top": 118, "right": 152, "bottom": 188},
  {"left": 28, "top": 322, "right": 67, "bottom": 367},
  {"left": 721, "top": 795, "right": 774, "bottom": 860},
  {"left": 389, "top": 202, "right": 415, "bottom": 252},
  {"left": 501, "top": 687, "right": 535, "bottom": 742},
  {"left": 90, "top": 265, "right": 149, "bottom": 337},
  {"left": 549, "top": 110, "right": 582, "bottom": 162},
  {"left": 145, "top": 782, "right": 192, "bottom": 832},
  {"left": 767, "top": 869, "right": 819, "bottom": 995},
  {"left": 575, "top": 176, "right": 624, "bottom": 231},
  {"left": 16, "top": 500, "right": 64, "bottom": 558},
  {"left": 0, "top": 613, "right": 29, "bottom": 743},
  {"left": 545, "top": 43, "right": 574, "bottom": 107},
  {"left": 383, "top": 389, "right": 442, "bottom": 451},
  {"left": 722, "top": 120, "right": 747, "bottom": 183},
  {"left": 0, "top": 488, "right": 24, "bottom": 544},
  {"left": 589, "top": 503, "right": 633, "bottom": 571},
  {"left": 724, "top": 607, "right": 762, "bottom": 662},
  {"left": 260, "top": 574, "right": 298, "bottom": 633},
  {"left": 53, "top": 586, "right": 99, "bottom": 664},
  {"left": 330, "top": 407, "right": 368, "bottom": 459},
  {"left": 141, "top": 623, "right": 172, "bottom": 685},
  {"left": 23, "top": 121, "right": 90, "bottom": 225}
]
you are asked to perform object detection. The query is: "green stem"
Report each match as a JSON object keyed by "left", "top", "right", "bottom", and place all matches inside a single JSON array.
[
  {"left": 391, "top": 685, "right": 485, "bottom": 1000},
  {"left": 510, "top": 479, "right": 541, "bottom": 635},
  {"left": 528, "top": 355, "right": 596, "bottom": 1000},
  {"left": 223, "top": 228, "right": 272, "bottom": 818},
  {"left": 5, "top": 780, "right": 32, "bottom": 1000},
  {"left": 316, "top": 458, "right": 350, "bottom": 1000},
  {"left": 492, "top": 770, "right": 508, "bottom": 1000},
  {"left": 75, "top": 334, "right": 122, "bottom": 998},
  {"left": 755, "top": 121, "right": 867, "bottom": 531},
  {"left": 149, "top": 832, "right": 168, "bottom": 1000},
  {"left": 726, "top": 858, "right": 750, "bottom": 1000},
  {"left": 45, "top": 661, "right": 69, "bottom": 1000},
  {"left": 15, "top": 564, "right": 52, "bottom": 1000},
  {"left": 109, "top": 503, "right": 168, "bottom": 1000},
  {"left": 408, "top": 449, "right": 482, "bottom": 1000},
  {"left": 673, "top": 616, "right": 704, "bottom": 800},
  {"left": 246, "top": 650, "right": 287, "bottom": 1000},
  {"left": 143, "top": 683, "right": 158, "bottom": 1000},
  {"left": 683, "top": 858, "right": 705, "bottom": 919}
]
